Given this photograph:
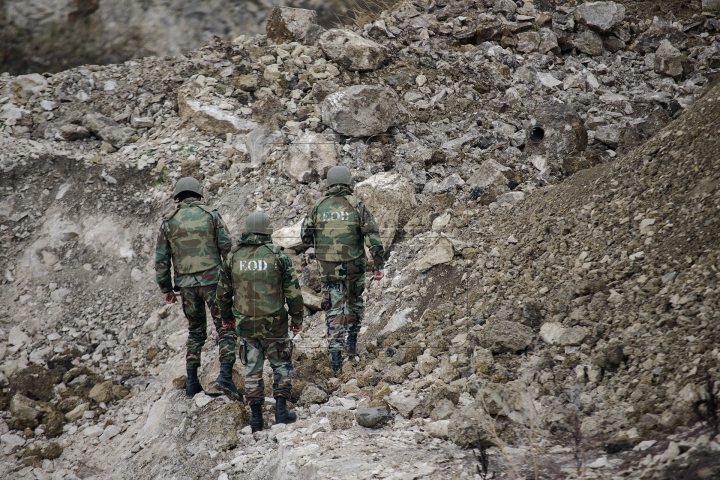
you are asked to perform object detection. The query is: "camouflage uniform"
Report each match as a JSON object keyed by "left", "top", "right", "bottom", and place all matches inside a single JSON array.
[
  {"left": 216, "top": 232, "right": 304, "bottom": 406},
  {"left": 301, "top": 185, "right": 385, "bottom": 353},
  {"left": 155, "top": 198, "right": 235, "bottom": 368}
]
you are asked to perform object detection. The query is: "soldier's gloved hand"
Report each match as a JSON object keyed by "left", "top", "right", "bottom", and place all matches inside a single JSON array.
[
  {"left": 373, "top": 270, "right": 385, "bottom": 281},
  {"left": 291, "top": 324, "right": 302, "bottom": 333},
  {"left": 164, "top": 292, "right": 177, "bottom": 304},
  {"left": 222, "top": 320, "right": 235, "bottom": 330}
]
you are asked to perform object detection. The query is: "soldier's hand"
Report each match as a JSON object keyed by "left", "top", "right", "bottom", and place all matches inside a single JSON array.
[
  {"left": 222, "top": 320, "right": 235, "bottom": 330},
  {"left": 291, "top": 325, "right": 302, "bottom": 333},
  {"left": 373, "top": 270, "right": 385, "bottom": 281},
  {"left": 164, "top": 292, "right": 177, "bottom": 304}
]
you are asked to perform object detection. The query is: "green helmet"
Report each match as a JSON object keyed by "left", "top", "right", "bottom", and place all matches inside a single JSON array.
[
  {"left": 173, "top": 177, "right": 203, "bottom": 199},
  {"left": 326, "top": 166, "right": 353, "bottom": 187},
  {"left": 245, "top": 212, "right": 273, "bottom": 235}
]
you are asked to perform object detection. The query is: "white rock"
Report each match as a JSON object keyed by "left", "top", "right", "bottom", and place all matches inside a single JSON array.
[
  {"left": 8, "top": 326, "right": 30, "bottom": 347},
  {"left": 413, "top": 237, "right": 454, "bottom": 272},
  {"left": 283, "top": 131, "right": 338, "bottom": 183},
  {"left": 538, "top": 73, "right": 562, "bottom": 88},
  {"left": 322, "top": 85, "right": 407, "bottom": 137},
  {"left": 272, "top": 220, "right": 304, "bottom": 249},
  {"left": 468, "top": 159, "right": 510, "bottom": 187},
  {"left": 387, "top": 391, "right": 419, "bottom": 418},
  {"left": 0, "top": 433, "right": 26, "bottom": 448},
  {"left": 416, "top": 354, "right": 439, "bottom": 375},
  {"left": 634, "top": 440, "right": 657, "bottom": 451},
  {"left": 496, "top": 192, "right": 525, "bottom": 205},
  {"left": 266, "top": 6, "right": 323, "bottom": 44},
  {"left": 83, "top": 425, "right": 104, "bottom": 438},
  {"left": 178, "top": 89, "right": 258, "bottom": 136},
  {"left": 131, "top": 268, "right": 143, "bottom": 282},
  {"left": 195, "top": 393, "right": 213, "bottom": 408},
  {"left": 319, "top": 29, "right": 387, "bottom": 71},
  {"left": 587, "top": 456, "right": 609, "bottom": 469},
  {"left": 425, "top": 420, "right": 450, "bottom": 439},
  {"left": 355, "top": 173, "right": 417, "bottom": 252},
  {"left": 167, "top": 330, "right": 188, "bottom": 351},
  {"left": 662, "top": 441, "right": 680, "bottom": 462},
  {"left": 99, "top": 425, "right": 121, "bottom": 441},
  {"left": 574, "top": 2, "right": 626, "bottom": 33}
]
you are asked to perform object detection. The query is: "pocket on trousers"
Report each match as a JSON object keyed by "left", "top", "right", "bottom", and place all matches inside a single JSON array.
[
  {"left": 239, "top": 340, "right": 248, "bottom": 366},
  {"left": 321, "top": 290, "right": 331, "bottom": 311}
]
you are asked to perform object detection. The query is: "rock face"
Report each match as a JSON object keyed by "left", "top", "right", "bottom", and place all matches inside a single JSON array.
[
  {"left": 283, "top": 132, "right": 339, "bottom": 183},
  {"left": 355, "top": 173, "right": 417, "bottom": 252},
  {"left": 574, "top": 2, "right": 626, "bottom": 33},
  {"left": 319, "top": 30, "right": 387, "bottom": 71},
  {"left": 266, "top": 7, "right": 324, "bottom": 45},
  {"left": 322, "top": 86, "right": 406, "bottom": 137}
]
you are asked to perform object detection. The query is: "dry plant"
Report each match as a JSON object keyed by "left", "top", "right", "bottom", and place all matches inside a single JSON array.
[
  {"left": 520, "top": 393, "right": 541, "bottom": 480},
  {"left": 478, "top": 397, "right": 523, "bottom": 480},
  {"left": 340, "top": 0, "right": 403, "bottom": 28}
]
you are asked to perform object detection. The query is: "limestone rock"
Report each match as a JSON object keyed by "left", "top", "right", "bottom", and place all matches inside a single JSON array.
[
  {"left": 574, "top": 2, "right": 626, "bottom": 33},
  {"left": 283, "top": 131, "right": 338, "bottom": 183},
  {"left": 468, "top": 160, "right": 510, "bottom": 188},
  {"left": 356, "top": 407, "right": 391, "bottom": 429},
  {"left": 595, "top": 124, "right": 621, "bottom": 148},
  {"left": 447, "top": 404, "right": 494, "bottom": 448},
  {"left": 272, "top": 219, "right": 304, "bottom": 250},
  {"left": 539, "top": 322, "right": 588, "bottom": 346},
  {"left": 412, "top": 237, "right": 454, "bottom": 272},
  {"left": 11, "top": 74, "right": 48, "bottom": 104},
  {"left": 387, "top": 390, "right": 419, "bottom": 418},
  {"left": 328, "top": 408, "right": 355, "bottom": 430},
  {"left": 83, "top": 114, "right": 137, "bottom": 147},
  {"left": 266, "top": 7, "right": 324, "bottom": 45},
  {"left": 178, "top": 88, "right": 258, "bottom": 137},
  {"left": 416, "top": 354, "right": 439, "bottom": 375},
  {"left": 654, "top": 40, "right": 687, "bottom": 80},
  {"left": 355, "top": 173, "right": 417, "bottom": 252},
  {"left": 322, "top": 86, "right": 407, "bottom": 137},
  {"left": 245, "top": 128, "right": 283, "bottom": 166},
  {"left": 425, "top": 420, "right": 450, "bottom": 439},
  {"left": 10, "top": 394, "right": 45, "bottom": 423},
  {"left": 88, "top": 381, "right": 115, "bottom": 403},
  {"left": 299, "top": 385, "right": 328, "bottom": 404},
  {"left": 478, "top": 321, "right": 533, "bottom": 353},
  {"left": 571, "top": 30, "right": 604, "bottom": 56},
  {"left": 319, "top": 29, "right": 387, "bottom": 71}
]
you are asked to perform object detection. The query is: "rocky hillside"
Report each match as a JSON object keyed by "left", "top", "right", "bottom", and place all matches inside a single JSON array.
[{"left": 1, "top": 1, "right": 720, "bottom": 478}]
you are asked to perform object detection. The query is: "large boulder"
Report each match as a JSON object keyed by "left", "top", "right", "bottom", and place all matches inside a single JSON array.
[
  {"left": 468, "top": 159, "right": 511, "bottom": 188},
  {"left": 272, "top": 219, "right": 304, "bottom": 250},
  {"left": 387, "top": 390, "right": 419, "bottom": 418},
  {"left": 447, "top": 403, "right": 495, "bottom": 448},
  {"left": 356, "top": 406, "right": 391, "bottom": 429},
  {"left": 178, "top": 87, "right": 258, "bottom": 137},
  {"left": 83, "top": 114, "right": 137, "bottom": 147},
  {"left": 355, "top": 173, "right": 417, "bottom": 252},
  {"left": 573, "top": 2, "right": 625, "bottom": 33},
  {"left": 245, "top": 128, "right": 284, "bottom": 166},
  {"left": 571, "top": 30, "right": 604, "bottom": 56},
  {"left": 266, "top": 7, "right": 324, "bottom": 44},
  {"left": 318, "top": 29, "right": 387, "bottom": 71},
  {"left": 322, "top": 85, "right": 407, "bottom": 137},
  {"left": 412, "top": 236, "right": 455, "bottom": 272},
  {"left": 477, "top": 320, "right": 534, "bottom": 353},
  {"left": 283, "top": 131, "right": 338, "bottom": 183},
  {"left": 200, "top": 357, "right": 244, "bottom": 396}
]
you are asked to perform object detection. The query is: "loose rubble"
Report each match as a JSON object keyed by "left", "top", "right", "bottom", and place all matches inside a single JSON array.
[{"left": 1, "top": 0, "right": 720, "bottom": 478}]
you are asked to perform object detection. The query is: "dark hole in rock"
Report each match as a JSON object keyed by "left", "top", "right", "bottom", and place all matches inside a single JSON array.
[{"left": 529, "top": 126, "right": 545, "bottom": 143}]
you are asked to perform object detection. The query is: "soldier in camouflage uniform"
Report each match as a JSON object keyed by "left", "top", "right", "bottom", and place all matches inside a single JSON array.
[
  {"left": 155, "top": 177, "right": 240, "bottom": 399},
  {"left": 216, "top": 212, "right": 304, "bottom": 432},
  {"left": 300, "top": 166, "right": 385, "bottom": 372}
]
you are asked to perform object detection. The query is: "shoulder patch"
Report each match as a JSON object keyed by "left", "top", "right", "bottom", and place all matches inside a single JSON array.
[{"left": 163, "top": 206, "right": 179, "bottom": 220}]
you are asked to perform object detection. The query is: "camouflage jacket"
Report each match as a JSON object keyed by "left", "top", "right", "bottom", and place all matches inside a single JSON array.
[
  {"left": 155, "top": 198, "right": 232, "bottom": 293},
  {"left": 301, "top": 185, "right": 385, "bottom": 270},
  {"left": 216, "top": 233, "right": 304, "bottom": 339}
]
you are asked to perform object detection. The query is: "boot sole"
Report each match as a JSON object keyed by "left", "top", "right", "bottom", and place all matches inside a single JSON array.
[{"left": 216, "top": 382, "right": 244, "bottom": 402}]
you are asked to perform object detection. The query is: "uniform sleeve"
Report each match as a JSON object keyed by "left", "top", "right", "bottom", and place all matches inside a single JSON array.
[
  {"left": 358, "top": 202, "right": 386, "bottom": 270},
  {"left": 214, "top": 212, "right": 233, "bottom": 260},
  {"left": 215, "top": 256, "right": 235, "bottom": 323},
  {"left": 279, "top": 251, "right": 304, "bottom": 325},
  {"left": 300, "top": 205, "right": 316, "bottom": 246},
  {"left": 154, "top": 221, "right": 174, "bottom": 293}
]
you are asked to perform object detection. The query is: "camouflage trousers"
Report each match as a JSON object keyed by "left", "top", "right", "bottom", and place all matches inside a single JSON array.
[
  {"left": 180, "top": 284, "right": 236, "bottom": 368},
  {"left": 240, "top": 336, "right": 293, "bottom": 406},
  {"left": 318, "top": 257, "right": 366, "bottom": 353}
]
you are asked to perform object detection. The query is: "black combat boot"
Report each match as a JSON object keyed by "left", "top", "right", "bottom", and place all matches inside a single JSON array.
[
  {"left": 250, "top": 404, "right": 264, "bottom": 432},
  {"left": 185, "top": 367, "right": 203, "bottom": 398},
  {"left": 347, "top": 328, "right": 358, "bottom": 355},
  {"left": 331, "top": 351, "right": 343, "bottom": 372},
  {"left": 215, "top": 361, "right": 243, "bottom": 401},
  {"left": 275, "top": 397, "right": 297, "bottom": 424}
]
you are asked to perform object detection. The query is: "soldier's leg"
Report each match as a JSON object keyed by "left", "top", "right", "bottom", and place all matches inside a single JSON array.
[
  {"left": 203, "top": 284, "right": 237, "bottom": 363},
  {"left": 346, "top": 257, "right": 367, "bottom": 355},
  {"left": 242, "top": 338, "right": 266, "bottom": 406},
  {"left": 266, "top": 338, "right": 296, "bottom": 424},
  {"left": 320, "top": 261, "right": 351, "bottom": 354},
  {"left": 181, "top": 287, "right": 208, "bottom": 369}
]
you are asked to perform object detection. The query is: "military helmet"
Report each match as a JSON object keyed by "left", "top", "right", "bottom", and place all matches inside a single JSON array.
[
  {"left": 245, "top": 212, "right": 273, "bottom": 235},
  {"left": 326, "top": 166, "right": 353, "bottom": 187},
  {"left": 173, "top": 177, "right": 203, "bottom": 199}
]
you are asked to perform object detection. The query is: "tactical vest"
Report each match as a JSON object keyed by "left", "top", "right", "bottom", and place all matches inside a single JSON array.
[
  {"left": 230, "top": 244, "right": 284, "bottom": 316},
  {"left": 165, "top": 202, "right": 221, "bottom": 275},
  {"left": 313, "top": 195, "right": 363, "bottom": 263}
]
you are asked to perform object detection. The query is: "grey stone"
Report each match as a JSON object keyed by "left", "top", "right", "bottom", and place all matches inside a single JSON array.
[
  {"left": 387, "top": 390, "right": 419, "bottom": 418},
  {"left": 10, "top": 394, "right": 45, "bottom": 422},
  {"left": 10, "top": 74, "right": 48, "bottom": 104},
  {"left": 178, "top": 89, "right": 258, "bottom": 137},
  {"left": 299, "top": 385, "right": 328, "bottom": 405},
  {"left": 328, "top": 408, "right": 355, "bottom": 430},
  {"left": 468, "top": 160, "right": 511, "bottom": 188},
  {"left": 319, "top": 29, "right": 387, "bottom": 71},
  {"left": 574, "top": 2, "right": 626, "bottom": 33},
  {"left": 83, "top": 114, "right": 137, "bottom": 147},
  {"left": 430, "top": 399, "right": 455, "bottom": 421},
  {"left": 245, "top": 128, "right": 283, "bottom": 166},
  {"left": 266, "top": 7, "right": 324, "bottom": 45},
  {"left": 595, "top": 124, "right": 621, "bottom": 148},
  {"left": 478, "top": 320, "right": 534, "bottom": 353},
  {"left": 571, "top": 30, "right": 604, "bottom": 56},
  {"left": 516, "top": 32, "right": 540, "bottom": 53},
  {"left": 525, "top": 104, "right": 587, "bottom": 168},
  {"left": 321, "top": 85, "right": 407, "bottom": 137},
  {"left": 447, "top": 403, "right": 494, "bottom": 448},
  {"left": 703, "top": 0, "right": 720, "bottom": 11},
  {"left": 654, "top": 40, "right": 686, "bottom": 80},
  {"left": 356, "top": 407, "right": 391, "bottom": 429}
]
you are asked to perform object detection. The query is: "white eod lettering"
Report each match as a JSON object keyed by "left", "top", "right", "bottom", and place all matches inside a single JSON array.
[
  {"left": 321, "top": 211, "right": 350, "bottom": 221},
  {"left": 237, "top": 259, "right": 269, "bottom": 271}
]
